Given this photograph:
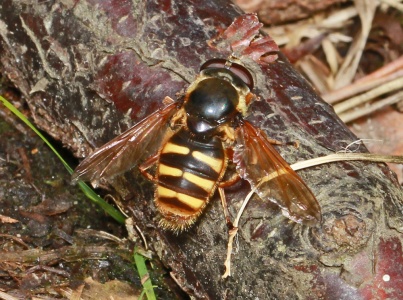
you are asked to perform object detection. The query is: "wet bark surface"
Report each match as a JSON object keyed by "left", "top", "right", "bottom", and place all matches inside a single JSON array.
[{"left": 1, "top": 0, "right": 403, "bottom": 299}]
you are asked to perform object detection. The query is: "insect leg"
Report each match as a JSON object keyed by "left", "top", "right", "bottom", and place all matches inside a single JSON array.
[
  {"left": 267, "top": 137, "right": 282, "bottom": 145},
  {"left": 162, "top": 96, "right": 175, "bottom": 105},
  {"left": 266, "top": 137, "right": 299, "bottom": 148},
  {"left": 139, "top": 152, "right": 160, "bottom": 182},
  {"left": 218, "top": 187, "right": 235, "bottom": 230},
  {"left": 218, "top": 172, "right": 240, "bottom": 188},
  {"left": 219, "top": 147, "right": 240, "bottom": 188}
]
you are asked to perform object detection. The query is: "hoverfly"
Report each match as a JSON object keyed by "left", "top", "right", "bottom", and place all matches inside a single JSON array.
[{"left": 72, "top": 58, "right": 321, "bottom": 231}]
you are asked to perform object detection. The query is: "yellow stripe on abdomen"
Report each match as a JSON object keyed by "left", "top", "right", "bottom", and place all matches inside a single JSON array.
[
  {"left": 161, "top": 142, "right": 190, "bottom": 155},
  {"left": 157, "top": 186, "right": 205, "bottom": 210},
  {"left": 159, "top": 164, "right": 183, "bottom": 177},
  {"left": 158, "top": 186, "right": 177, "bottom": 198},
  {"left": 177, "top": 193, "right": 205, "bottom": 210},
  {"left": 183, "top": 172, "right": 215, "bottom": 192},
  {"left": 191, "top": 150, "right": 223, "bottom": 173}
]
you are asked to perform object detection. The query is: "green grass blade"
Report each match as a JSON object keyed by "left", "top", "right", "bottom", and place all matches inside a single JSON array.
[
  {"left": 0, "top": 95, "right": 126, "bottom": 224},
  {"left": 1, "top": 95, "right": 157, "bottom": 296},
  {"left": 76, "top": 180, "right": 126, "bottom": 224},
  {"left": 134, "top": 249, "right": 157, "bottom": 300},
  {"left": 0, "top": 95, "right": 74, "bottom": 173}
]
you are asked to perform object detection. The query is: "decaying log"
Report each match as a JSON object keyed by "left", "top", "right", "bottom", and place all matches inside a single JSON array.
[{"left": 1, "top": 0, "right": 403, "bottom": 299}]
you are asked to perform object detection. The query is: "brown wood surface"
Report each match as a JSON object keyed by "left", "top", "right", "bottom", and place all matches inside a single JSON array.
[
  {"left": 1, "top": 0, "right": 403, "bottom": 299},
  {"left": 236, "top": 0, "right": 350, "bottom": 25}
]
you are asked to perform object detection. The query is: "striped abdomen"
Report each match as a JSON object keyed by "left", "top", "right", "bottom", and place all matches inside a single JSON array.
[{"left": 155, "top": 129, "right": 227, "bottom": 230}]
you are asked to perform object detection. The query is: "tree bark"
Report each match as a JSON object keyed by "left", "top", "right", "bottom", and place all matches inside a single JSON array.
[
  {"left": 1, "top": 0, "right": 403, "bottom": 299},
  {"left": 236, "top": 0, "right": 350, "bottom": 25}
]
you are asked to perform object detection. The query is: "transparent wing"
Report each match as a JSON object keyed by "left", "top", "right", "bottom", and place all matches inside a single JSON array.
[
  {"left": 72, "top": 101, "right": 179, "bottom": 184},
  {"left": 234, "top": 120, "right": 321, "bottom": 224}
]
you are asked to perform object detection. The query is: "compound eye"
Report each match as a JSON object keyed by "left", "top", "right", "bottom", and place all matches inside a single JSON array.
[
  {"left": 200, "top": 58, "right": 227, "bottom": 70},
  {"left": 200, "top": 59, "right": 254, "bottom": 90},
  {"left": 228, "top": 63, "right": 254, "bottom": 90}
]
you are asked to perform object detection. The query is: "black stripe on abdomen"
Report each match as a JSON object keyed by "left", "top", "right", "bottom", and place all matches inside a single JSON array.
[{"left": 156, "top": 130, "right": 225, "bottom": 215}]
